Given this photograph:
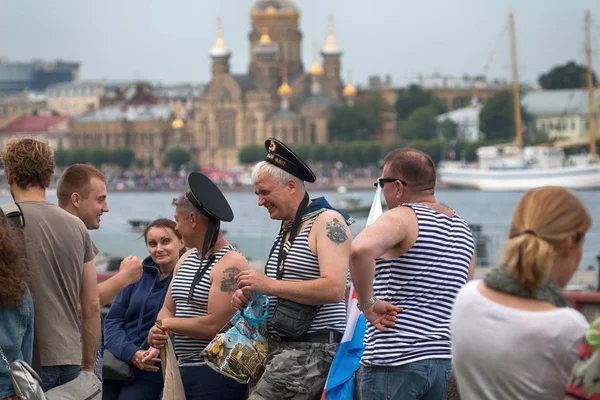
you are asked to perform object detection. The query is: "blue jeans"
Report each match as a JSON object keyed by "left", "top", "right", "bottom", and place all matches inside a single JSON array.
[
  {"left": 102, "top": 378, "right": 163, "bottom": 400},
  {"left": 41, "top": 365, "right": 81, "bottom": 392},
  {"left": 361, "top": 359, "right": 452, "bottom": 400},
  {"left": 180, "top": 365, "right": 246, "bottom": 400}
]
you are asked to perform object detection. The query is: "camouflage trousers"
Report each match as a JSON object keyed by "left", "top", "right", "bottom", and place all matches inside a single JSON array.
[{"left": 248, "top": 340, "right": 338, "bottom": 400}]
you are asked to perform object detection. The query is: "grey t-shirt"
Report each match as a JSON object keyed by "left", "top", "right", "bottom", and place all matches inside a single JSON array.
[{"left": 20, "top": 201, "right": 96, "bottom": 367}]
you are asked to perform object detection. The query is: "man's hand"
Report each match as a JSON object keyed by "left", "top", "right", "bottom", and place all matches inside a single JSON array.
[
  {"left": 231, "top": 289, "right": 251, "bottom": 310},
  {"left": 236, "top": 270, "right": 273, "bottom": 295},
  {"left": 362, "top": 300, "right": 402, "bottom": 332},
  {"left": 148, "top": 322, "right": 172, "bottom": 349},
  {"left": 118, "top": 256, "right": 143, "bottom": 285},
  {"left": 131, "top": 349, "right": 159, "bottom": 372}
]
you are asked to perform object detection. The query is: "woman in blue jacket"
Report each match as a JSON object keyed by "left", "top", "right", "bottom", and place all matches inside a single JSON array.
[
  {"left": 103, "top": 218, "right": 185, "bottom": 400},
  {"left": 0, "top": 216, "right": 34, "bottom": 400}
]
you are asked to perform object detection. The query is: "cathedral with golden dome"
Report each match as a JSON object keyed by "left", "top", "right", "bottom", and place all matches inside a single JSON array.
[{"left": 191, "top": 0, "right": 356, "bottom": 170}]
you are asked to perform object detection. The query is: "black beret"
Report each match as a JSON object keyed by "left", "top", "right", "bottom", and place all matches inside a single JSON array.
[
  {"left": 185, "top": 172, "right": 234, "bottom": 222},
  {"left": 264, "top": 138, "right": 316, "bottom": 183}
]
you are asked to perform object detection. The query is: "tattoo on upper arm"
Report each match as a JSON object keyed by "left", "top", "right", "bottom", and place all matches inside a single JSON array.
[
  {"left": 326, "top": 218, "right": 348, "bottom": 245},
  {"left": 220, "top": 267, "right": 240, "bottom": 293}
]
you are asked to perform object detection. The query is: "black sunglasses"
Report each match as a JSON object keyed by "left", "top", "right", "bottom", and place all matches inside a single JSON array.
[{"left": 374, "top": 177, "right": 408, "bottom": 188}]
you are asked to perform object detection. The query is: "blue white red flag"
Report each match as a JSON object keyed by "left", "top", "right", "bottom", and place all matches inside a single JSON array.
[{"left": 321, "top": 186, "right": 383, "bottom": 399}]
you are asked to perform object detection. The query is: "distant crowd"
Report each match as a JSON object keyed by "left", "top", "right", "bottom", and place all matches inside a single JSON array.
[{"left": 0, "top": 136, "right": 597, "bottom": 400}]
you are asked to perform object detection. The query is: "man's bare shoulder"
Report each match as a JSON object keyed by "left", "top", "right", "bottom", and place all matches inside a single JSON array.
[
  {"left": 386, "top": 204, "right": 418, "bottom": 219},
  {"left": 216, "top": 249, "right": 248, "bottom": 270},
  {"left": 313, "top": 209, "right": 351, "bottom": 246}
]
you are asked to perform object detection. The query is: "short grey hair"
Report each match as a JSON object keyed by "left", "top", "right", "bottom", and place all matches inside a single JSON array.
[
  {"left": 251, "top": 161, "right": 305, "bottom": 189},
  {"left": 171, "top": 193, "right": 196, "bottom": 216}
]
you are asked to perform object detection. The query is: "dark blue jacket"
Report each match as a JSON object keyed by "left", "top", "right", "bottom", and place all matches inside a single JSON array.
[{"left": 104, "top": 256, "right": 173, "bottom": 383}]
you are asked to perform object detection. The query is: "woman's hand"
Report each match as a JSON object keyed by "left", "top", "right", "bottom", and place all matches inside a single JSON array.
[
  {"left": 141, "top": 347, "right": 161, "bottom": 366},
  {"left": 130, "top": 349, "right": 159, "bottom": 372}
]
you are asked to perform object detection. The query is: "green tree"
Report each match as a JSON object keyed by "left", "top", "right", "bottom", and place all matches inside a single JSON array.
[
  {"left": 438, "top": 119, "right": 459, "bottom": 140},
  {"left": 109, "top": 148, "right": 135, "bottom": 169},
  {"left": 66, "top": 148, "right": 89, "bottom": 165},
  {"left": 87, "top": 148, "right": 110, "bottom": 167},
  {"left": 328, "top": 93, "right": 391, "bottom": 142},
  {"left": 54, "top": 149, "right": 68, "bottom": 167},
  {"left": 356, "top": 93, "right": 392, "bottom": 134},
  {"left": 328, "top": 106, "right": 370, "bottom": 142},
  {"left": 395, "top": 85, "right": 447, "bottom": 121},
  {"left": 479, "top": 90, "right": 529, "bottom": 142},
  {"left": 163, "top": 147, "right": 191, "bottom": 170},
  {"left": 238, "top": 145, "right": 264, "bottom": 165},
  {"left": 538, "top": 61, "right": 598, "bottom": 90},
  {"left": 397, "top": 106, "right": 439, "bottom": 140}
]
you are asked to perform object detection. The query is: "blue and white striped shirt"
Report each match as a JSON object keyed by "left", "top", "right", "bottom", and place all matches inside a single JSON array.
[
  {"left": 171, "top": 245, "right": 236, "bottom": 367},
  {"left": 361, "top": 203, "right": 475, "bottom": 367}
]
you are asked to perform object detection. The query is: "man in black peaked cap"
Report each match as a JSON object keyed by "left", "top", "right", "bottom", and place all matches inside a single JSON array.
[
  {"left": 232, "top": 138, "right": 354, "bottom": 400},
  {"left": 148, "top": 172, "right": 249, "bottom": 400}
]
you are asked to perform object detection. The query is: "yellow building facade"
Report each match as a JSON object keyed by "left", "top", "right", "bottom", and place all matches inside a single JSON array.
[{"left": 190, "top": 0, "right": 355, "bottom": 169}]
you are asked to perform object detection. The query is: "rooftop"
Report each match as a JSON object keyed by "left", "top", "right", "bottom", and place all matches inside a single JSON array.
[
  {"left": 0, "top": 115, "right": 69, "bottom": 133},
  {"left": 75, "top": 104, "right": 172, "bottom": 123}
]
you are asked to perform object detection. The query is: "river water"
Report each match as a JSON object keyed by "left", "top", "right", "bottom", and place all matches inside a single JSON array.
[{"left": 2, "top": 189, "right": 599, "bottom": 271}]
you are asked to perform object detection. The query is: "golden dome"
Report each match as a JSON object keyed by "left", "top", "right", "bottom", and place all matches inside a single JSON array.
[
  {"left": 251, "top": 0, "right": 299, "bottom": 21},
  {"left": 308, "top": 61, "right": 323, "bottom": 76},
  {"left": 342, "top": 84, "right": 357, "bottom": 97},
  {"left": 171, "top": 118, "right": 185, "bottom": 129},
  {"left": 321, "top": 15, "right": 342, "bottom": 55},
  {"left": 210, "top": 17, "right": 231, "bottom": 58},
  {"left": 258, "top": 27, "right": 273, "bottom": 45},
  {"left": 277, "top": 81, "right": 292, "bottom": 96}
]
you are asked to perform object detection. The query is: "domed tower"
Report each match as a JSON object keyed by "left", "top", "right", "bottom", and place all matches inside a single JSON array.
[
  {"left": 321, "top": 15, "right": 342, "bottom": 80},
  {"left": 253, "top": 27, "right": 280, "bottom": 90},
  {"left": 249, "top": 0, "right": 303, "bottom": 78},
  {"left": 308, "top": 43, "right": 324, "bottom": 96},
  {"left": 342, "top": 70, "right": 357, "bottom": 106},
  {"left": 210, "top": 17, "right": 231, "bottom": 77}
]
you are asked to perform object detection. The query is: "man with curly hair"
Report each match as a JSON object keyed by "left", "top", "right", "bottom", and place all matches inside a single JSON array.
[{"left": 1, "top": 137, "right": 100, "bottom": 391}]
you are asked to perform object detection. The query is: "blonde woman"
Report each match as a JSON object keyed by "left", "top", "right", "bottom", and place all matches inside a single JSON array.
[{"left": 451, "top": 186, "right": 591, "bottom": 400}]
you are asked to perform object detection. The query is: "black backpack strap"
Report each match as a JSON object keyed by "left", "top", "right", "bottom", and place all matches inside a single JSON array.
[{"left": 0, "top": 202, "right": 25, "bottom": 229}]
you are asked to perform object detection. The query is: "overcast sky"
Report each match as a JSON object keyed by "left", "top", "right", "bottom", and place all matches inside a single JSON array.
[{"left": 1, "top": 0, "right": 599, "bottom": 87}]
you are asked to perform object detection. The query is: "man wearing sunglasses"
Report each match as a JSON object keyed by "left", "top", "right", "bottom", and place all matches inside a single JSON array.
[{"left": 350, "top": 148, "right": 476, "bottom": 400}]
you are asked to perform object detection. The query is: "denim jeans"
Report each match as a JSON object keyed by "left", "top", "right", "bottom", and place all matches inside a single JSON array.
[
  {"left": 41, "top": 365, "right": 81, "bottom": 392},
  {"left": 102, "top": 378, "right": 163, "bottom": 400},
  {"left": 180, "top": 365, "right": 246, "bottom": 400},
  {"left": 361, "top": 359, "right": 452, "bottom": 400}
]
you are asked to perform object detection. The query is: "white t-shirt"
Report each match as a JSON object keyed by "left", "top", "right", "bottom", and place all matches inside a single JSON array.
[{"left": 451, "top": 280, "right": 588, "bottom": 400}]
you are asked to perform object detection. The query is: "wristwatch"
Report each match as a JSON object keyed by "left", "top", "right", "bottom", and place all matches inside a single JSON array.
[{"left": 357, "top": 296, "right": 377, "bottom": 311}]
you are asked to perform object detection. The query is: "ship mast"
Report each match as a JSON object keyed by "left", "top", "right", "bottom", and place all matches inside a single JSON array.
[
  {"left": 509, "top": 12, "right": 523, "bottom": 149},
  {"left": 585, "top": 10, "right": 597, "bottom": 157}
]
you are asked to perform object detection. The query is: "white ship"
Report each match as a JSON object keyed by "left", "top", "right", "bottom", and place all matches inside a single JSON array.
[
  {"left": 438, "top": 146, "right": 600, "bottom": 191},
  {"left": 439, "top": 11, "right": 599, "bottom": 191}
]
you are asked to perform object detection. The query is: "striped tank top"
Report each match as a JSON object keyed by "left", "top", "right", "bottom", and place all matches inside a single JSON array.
[
  {"left": 265, "top": 217, "right": 347, "bottom": 336},
  {"left": 362, "top": 203, "right": 474, "bottom": 367},
  {"left": 171, "top": 245, "right": 237, "bottom": 367}
]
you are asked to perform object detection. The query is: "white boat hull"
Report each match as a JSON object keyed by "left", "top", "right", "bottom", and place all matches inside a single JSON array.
[{"left": 438, "top": 164, "right": 600, "bottom": 191}]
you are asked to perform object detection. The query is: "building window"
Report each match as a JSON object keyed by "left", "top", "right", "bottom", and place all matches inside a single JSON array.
[
  {"left": 310, "top": 123, "right": 317, "bottom": 144},
  {"left": 272, "top": 126, "right": 277, "bottom": 139},
  {"left": 282, "top": 127, "right": 288, "bottom": 142},
  {"left": 250, "top": 128, "right": 256, "bottom": 145},
  {"left": 293, "top": 127, "right": 298, "bottom": 143},
  {"left": 572, "top": 120, "right": 575, "bottom": 130}
]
